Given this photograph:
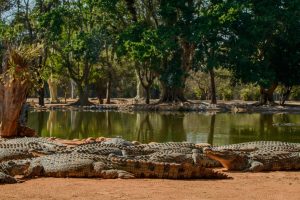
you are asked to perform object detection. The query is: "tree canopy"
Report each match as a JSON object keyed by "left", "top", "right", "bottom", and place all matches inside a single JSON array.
[{"left": 0, "top": 0, "right": 299, "bottom": 105}]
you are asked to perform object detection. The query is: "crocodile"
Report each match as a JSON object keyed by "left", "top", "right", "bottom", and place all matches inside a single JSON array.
[
  {"left": 205, "top": 148, "right": 300, "bottom": 172},
  {"left": 2, "top": 137, "right": 65, "bottom": 146},
  {"left": 134, "top": 149, "right": 221, "bottom": 168},
  {"left": 206, "top": 141, "right": 300, "bottom": 152},
  {"left": 138, "top": 142, "right": 202, "bottom": 151},
  {"left": 61, "top": 141, "right": 221, "bottom": 167},
  {"left": 25, "top": 153, "right": 228, "bottom": 179},
  {"left": 66, "top": 142, "right": 152, "bottom": 157},
  {"left": 0, "top": 159, "right": 31, "bottom": 184},
  {"left": 0, "top": 138, "right": 68, "bottom": 161}
]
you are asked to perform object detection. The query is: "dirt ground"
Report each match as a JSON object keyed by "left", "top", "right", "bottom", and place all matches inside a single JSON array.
[{"left": 0, "top": 171, "right": 299, "bottom": 200}]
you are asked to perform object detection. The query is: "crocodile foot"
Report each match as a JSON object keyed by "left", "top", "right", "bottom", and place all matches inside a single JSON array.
[
  {"left": 100, "top": 170, "right": 135, "bottom": 179},
  {"left": 0, "top": 172, "right": 18, "bottom": 184}
]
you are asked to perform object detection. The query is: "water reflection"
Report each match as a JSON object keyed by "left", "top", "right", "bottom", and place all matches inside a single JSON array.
[
  {"left": 27, "top": 111, "right": 300, "bottom": 145},
  {"left": 207, "top": 114, "right": 216, "bottom": 145},
  {"left": 135, "top": 113, "right": 154, "bottom": 143}
]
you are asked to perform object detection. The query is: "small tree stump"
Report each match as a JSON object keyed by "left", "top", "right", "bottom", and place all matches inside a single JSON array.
[{"left": 0, "top": 46, "right": 37, "bottom": 137}]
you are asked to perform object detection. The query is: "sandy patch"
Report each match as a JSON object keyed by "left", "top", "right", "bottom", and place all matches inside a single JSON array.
[{"left": 0, "top": 171, "right": 299, "bottom": 200}]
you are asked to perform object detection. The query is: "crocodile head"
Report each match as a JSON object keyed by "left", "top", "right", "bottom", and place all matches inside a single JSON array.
[
  {"left": 204, "top": 149, "right": 249, "bottom": 170},
  {"left": 6, "top": 160, "right": 31, "bottom": 175}
]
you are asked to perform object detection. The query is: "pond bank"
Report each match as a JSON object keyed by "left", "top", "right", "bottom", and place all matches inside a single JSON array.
[
  {"left": 1, "top": 171, "right": 299, "bottom": 200},
  {"left": 27, "top": 98, "right": 300, "bottom": 113}
]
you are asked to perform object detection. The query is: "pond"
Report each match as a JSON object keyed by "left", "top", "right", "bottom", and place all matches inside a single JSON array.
[{"left": 28, "top": 111, "right": 300, "bottom": 145}]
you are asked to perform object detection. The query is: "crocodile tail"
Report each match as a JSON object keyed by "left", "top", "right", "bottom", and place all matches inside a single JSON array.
[{"left": 110, "top": 158, "right": 228, "bottom": 179}]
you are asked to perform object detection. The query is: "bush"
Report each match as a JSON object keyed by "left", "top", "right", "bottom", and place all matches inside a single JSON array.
[
  {"left": 240, "top": 84, "right": 260, "bottom": 101},
  {"left": 219, "top": 88, "right": 233, "bottom": 100}
]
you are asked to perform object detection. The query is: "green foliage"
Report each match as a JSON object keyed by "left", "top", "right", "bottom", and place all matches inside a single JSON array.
[
  {"left": 223, "top": 0, "right": 300, "bottom": 89},
  {"left": 0, "top": 44, "right": 43, "bottom": 90},
  {"left": 219, "top": 88, "right": 233, "bottom": 101},
  {"left": 1, "top": 0, "right": 299, "bottom": 103},
  {"left": 290, "top": 87, "right": 300, "bottom": 100},
  {"left": 240, "top": 84, "right": 260, "bottom": 101}
]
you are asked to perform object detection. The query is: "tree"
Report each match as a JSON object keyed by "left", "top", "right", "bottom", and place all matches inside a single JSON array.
[
  {"left": 119, "top": 0, "right": 199, "bottom": 102},
  {"left": 0, "top": 45, "right": 40, "bottom": 137},
  {"left": 222, "top": 0, "right": 300, "bottom": 105}
]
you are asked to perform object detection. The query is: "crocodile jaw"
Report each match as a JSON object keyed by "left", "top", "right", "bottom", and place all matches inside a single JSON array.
[{"left": 205, "top": 150, "right": 249, "bottom": 170}]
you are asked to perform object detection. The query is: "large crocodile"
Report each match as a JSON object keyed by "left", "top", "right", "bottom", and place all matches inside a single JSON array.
[
  {"left": 0, "top": 137, "right": 68, "bottom": 161},
  {"left": 25, "top": 153, "right": 228, "bottom": 179},
  {"left": 205, "top": 144, "right": 300, "bottom": 172},
  {"left": 68, "top": 141, "right": 204, "bottom": 156},
  {"left": 137, "top": 142, "right": 202, "bottom": 151},
  {"left": 134, "top": 149, "right": 221, "bottom": 167},
  {"left": 206, "top": 141, "right": 300, "bottom": 152},
  {"left": 65, "top": 140, "right": 220, "bottom": 167}
]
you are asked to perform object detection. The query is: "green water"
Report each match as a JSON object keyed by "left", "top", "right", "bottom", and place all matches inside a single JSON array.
[{"left": 28, "top": 111, "right": 300, "bottom": 145}]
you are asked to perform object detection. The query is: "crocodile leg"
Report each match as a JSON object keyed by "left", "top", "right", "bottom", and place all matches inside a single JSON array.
[
  {"left": 0, "top": 172, "right": 18, "bottom": 184},
  {"left": 245, "top": 161, "right": 264, "bottom": 172},
  {"left": 93, "top": 161, "right": 135, "bottom": 179},
  {"left": 25, "top": 161, "right": 44, "bottom": 178},
  {"left": 100, "top": 170, "right": 135, "bottom": 179}
]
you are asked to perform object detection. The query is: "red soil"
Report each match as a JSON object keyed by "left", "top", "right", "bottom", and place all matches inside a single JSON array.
[{"left": 0, "top": 171, "right": 299, "bottom": 200}]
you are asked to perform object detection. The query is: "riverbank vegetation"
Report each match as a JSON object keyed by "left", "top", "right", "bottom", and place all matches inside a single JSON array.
[{"left": 0, "top": 0, "right": 299, "bottom": 107}]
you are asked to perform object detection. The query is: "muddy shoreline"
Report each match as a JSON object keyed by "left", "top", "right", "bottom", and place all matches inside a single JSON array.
[{"left": 27, "top": 98, "right": 300, "bottom": 113}]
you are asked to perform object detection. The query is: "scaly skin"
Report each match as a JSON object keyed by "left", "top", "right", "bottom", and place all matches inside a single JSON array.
[
  {"left": 109, "top": 156, "right": 227, "bottom": 179},
  {"left": 2, "top": 137, "right": 66, "bottom": 147},
  {"left": 208, "top": 141, "right": 300, "bottom": 152},
  {"left": 25, "top": 153, "right": 132, "bottom": 179},
  {"left": 69, "top": 142, "right": 220, "bottom": 167},
  {"left": 205, "top": 148, "right": 300, "bottom": 172},
  {"left": 0, "top": 142, "right": 67, "bottom": 161},
  {"left": 0, "top": 159, "right": 31, "bottom": 184},
  {"left": 69, "top": 142, "right": 173, "bottom": 156},
  {"left": 134, "top": 149, "right": 221, "bottom": 168},
  {"left": 25, "top": 153, "right": 228, "bottom": 179},
  {"left": 0, "top": 172, "right": 17, "bottom": 184},
  {"left": 68, "top": 142, "right": 155, "bottom": 156},
  {"left": 138, "top": 142, "right": 201, "bottom": 151}
]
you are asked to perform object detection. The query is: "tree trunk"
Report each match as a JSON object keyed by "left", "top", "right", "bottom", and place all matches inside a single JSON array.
[
  {"left": 145, "top": 86, "right": 150, "bottom": 104},
  {"left": 160, "top": 87, "right": 186, "bottom": 102},
  {"left": 159, "top": 82, "right": 187, "bottom": 103},
  {"left": 78, "top": 86, "right": 89, "bottom": 105},
  {"left": 158, "top": 43, "right": 193, "bottom": 103},
  {"left": 64, "top": 90, "right": 67, "bottom": 104},
  {"left": 0, "top": 52, "right": 35, "bottom": 137},
  {"left": 280, "top": 86, "right": 292, "bottom": 106},
  {"left": 71, "top": 79, "right": 76, "bottom": 99},
  {"left": 209, "top": 68, "right": 217, "bottom": 104},
  {"left": 207, "top": 114, "right": 216, "bottom": 145},
  {"left": 74, "top": 84, "right": 90, "bottom": 106},
  {"left": 47, "top": 75, "right": 59, "bottom": 103},
  {"left": 0, "top": 80, "right": 28, "bottom": 137},
  {"left": 260, "top": 83, "right": 278, "bottom": 105},
  {"left": 38, "top": 85, "right": 45, "bottom": 106},
  {"left": 135, "top": 70, "right": 144, "bottom": 99},
  {"left": 106, "top": 78, "right": 111, "bottom": 104}
]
